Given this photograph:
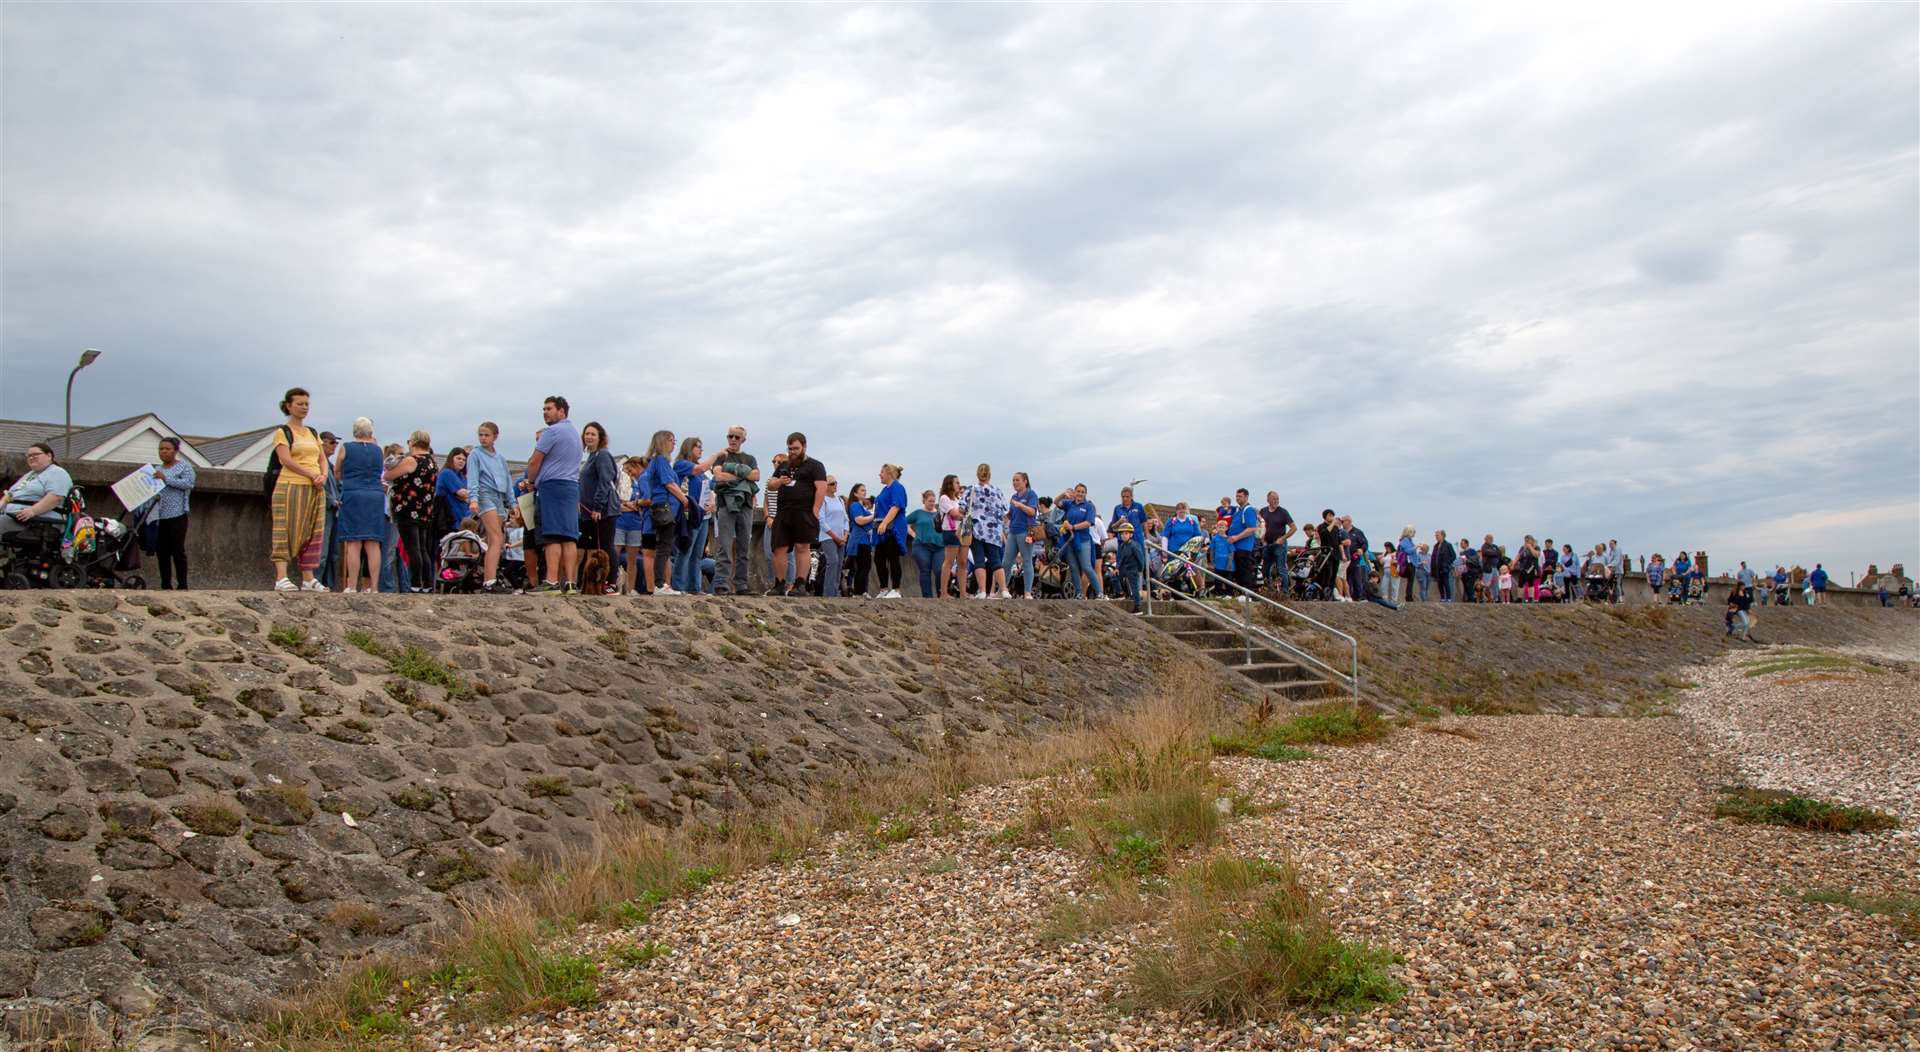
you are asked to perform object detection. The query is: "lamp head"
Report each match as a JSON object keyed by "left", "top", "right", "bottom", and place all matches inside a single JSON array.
[{"left": 78, "top": 348, "right": 101, "bottom": 369}]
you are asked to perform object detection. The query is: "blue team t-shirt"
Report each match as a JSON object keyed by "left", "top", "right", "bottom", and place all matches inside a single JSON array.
[
  {"left": 848, "top": 502, "right": 875, "bottom": 554},
  {"left": 1232, "top": 504, "right": 1261, "bottom": 552},
  {"left": 876, "top": 481, "right": 910, "bottom": 547},
  {"left": 1008, "top": 488, "right": 1037, "bottom": 536},
  {"left": 1210, "top": 534, "right": 1234, "bottom": 571},
  {"left": 1061, "top": 498, "right": 1094, "bottom": 545}
]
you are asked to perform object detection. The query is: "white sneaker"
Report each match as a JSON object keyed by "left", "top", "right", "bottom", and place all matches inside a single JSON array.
[
  {"left": 303, "top": 579, "right": 326, "bottom": 592},
  {"left": 274, "top": 578, "right": 297, "bottom": 592},
  {"left": 655, "top": 586, "right": 683, "bottom": 596}
]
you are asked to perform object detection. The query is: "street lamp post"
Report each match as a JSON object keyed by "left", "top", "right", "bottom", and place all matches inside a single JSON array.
[{"left": 64, "top": 349, "right": 102, "bottom": 461}]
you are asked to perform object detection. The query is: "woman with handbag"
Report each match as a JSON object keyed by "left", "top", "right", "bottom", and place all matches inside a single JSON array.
[
  {"left": 641, "top": 430, "right": 689, "bottom": 595},
  {"left": 965, "top": 463, "right": 1010, "bottom": 599},
  {"left": 936, "top": 474, "right": 965, "bottom": 599}
]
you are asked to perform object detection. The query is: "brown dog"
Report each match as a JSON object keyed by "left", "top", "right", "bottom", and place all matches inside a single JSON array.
[{"left": 580, "top": 549, "right": 611, "bottom": 596}]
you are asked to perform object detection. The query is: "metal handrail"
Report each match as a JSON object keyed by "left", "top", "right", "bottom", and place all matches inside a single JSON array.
[{"left": 1142, "top": 546, "right": 1359, "bottom": 699}]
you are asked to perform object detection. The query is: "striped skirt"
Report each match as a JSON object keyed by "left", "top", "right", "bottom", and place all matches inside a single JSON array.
[{"left": 270, "top": 481, "right": 325, "bottom": 573}]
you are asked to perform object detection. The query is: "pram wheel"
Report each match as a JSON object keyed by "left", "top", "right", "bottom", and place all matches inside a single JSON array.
[
  {"left": 122, "top": 575, "right": 146, "bottom": 590},
  {"left": 2, "top": 572, "right": 29, "bottom": 591},
  {"left": 50, "top": 565, "right": 84, "bottom": 589}
]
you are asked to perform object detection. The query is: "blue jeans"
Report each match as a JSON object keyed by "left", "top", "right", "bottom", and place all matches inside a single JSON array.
[
  {"left": 1004, "top": 533, "right": 1036, "bottom": 595},
  {"left": 378, "top": 518, "right": 401, "bottom": 593},
  {"left": 672, "top": 518, "right": 709, "bottom": 593},
  {"left": 1415, "top": 567, "right": 1431, "bottom": 601},
  {"left": 1260, "top": 542, "right": 1286, "bottom": 587},
  {"left": 1064, "top": 541, "right": 1100, "bottom": 598},
  {"left": 818, "top": 537, "right": 843, "bottom": 596},
  {"left": 912, "top": 542, "right": 943, "bottom": 597}
]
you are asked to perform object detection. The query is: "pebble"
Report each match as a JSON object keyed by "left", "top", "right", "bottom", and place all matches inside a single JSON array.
[{"left": 405, "top": 650, "right": 1920, "bottom": 1051}]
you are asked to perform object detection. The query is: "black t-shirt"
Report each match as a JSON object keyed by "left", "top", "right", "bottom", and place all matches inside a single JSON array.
[
  {"left": 1731, "top": 590, "right": 1753, "bottom": 612},
  {"left": 1317, "top": 520, "right": 1339, "bottom": 547},
  {"left": 776, "top": 455, "right": 825, "bottom": 523},
  {"left": 1258, "top": 505, "right": 1294, "bottom": 544}
]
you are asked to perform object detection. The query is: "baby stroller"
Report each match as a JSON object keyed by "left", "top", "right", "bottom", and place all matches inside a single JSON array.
[
  {"left": 435, "top": 529, "right": 486, "bottom": 594},
  {"left": 1027, "top": 546, "right": 1067, "bottom": 598},
  {"left": 1159, "top": 536, "right": 1210, "bottom": 596},
  {"left": 1583, "top": 570, "right": 1616, "bottom": 603},
  {"left": 1292, "top": 546, "right": 1334, "bottom": 600},
  {"left": 75, "top": 499, "right": 152, "bottom": 589}
]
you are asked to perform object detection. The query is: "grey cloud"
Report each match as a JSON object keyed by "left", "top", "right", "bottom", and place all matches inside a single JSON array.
[{"left": 2, "top": 2, "right": 1914, "bottom": 575}]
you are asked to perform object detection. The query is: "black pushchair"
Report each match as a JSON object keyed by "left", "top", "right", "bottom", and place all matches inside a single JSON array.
[{"left": 1292, "top": 546, "right": 1335, "bottom": 600}]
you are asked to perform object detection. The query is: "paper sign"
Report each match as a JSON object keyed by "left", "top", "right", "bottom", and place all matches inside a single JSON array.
[{"left": 111, "top": 465, "right": 165, "bottom": 511}]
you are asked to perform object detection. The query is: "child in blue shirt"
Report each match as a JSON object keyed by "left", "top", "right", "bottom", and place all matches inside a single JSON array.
[{"left": 1209, "top": 518, "right": 1234, "bottom": 594}]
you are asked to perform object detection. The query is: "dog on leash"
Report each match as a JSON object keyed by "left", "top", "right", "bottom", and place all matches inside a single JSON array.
[{"left": 580, "top": 549, "right": 611, "bottom": 595}]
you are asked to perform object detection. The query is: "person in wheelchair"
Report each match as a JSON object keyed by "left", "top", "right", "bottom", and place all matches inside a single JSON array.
[{"left": 1, "top": 443, "right": 73, "bottom": 546}]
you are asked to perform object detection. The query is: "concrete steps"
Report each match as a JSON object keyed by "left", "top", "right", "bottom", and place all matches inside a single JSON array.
[{"left": 1144, "top": 610, "right": 1336, "bottom": 700}]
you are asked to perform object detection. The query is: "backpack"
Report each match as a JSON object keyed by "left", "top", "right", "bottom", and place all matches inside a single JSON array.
[{"left": 262, "top": 425, "right": 303, "bottom": 495}]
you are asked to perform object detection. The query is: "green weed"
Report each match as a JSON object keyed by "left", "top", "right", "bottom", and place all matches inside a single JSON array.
[{"left": 1715, "top": 787, "right": 1898, "bottom": 833}]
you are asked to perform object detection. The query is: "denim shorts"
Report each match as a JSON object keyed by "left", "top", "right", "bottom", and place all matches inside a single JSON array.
[
  {"left": 941, "top": 530, "right": 960, "bottom": 547},
  {"left": 475, "top": 487, "right": 511, "bottom": 518},
  {"left": 970, "top": 538, "right": 1003, "bottom": 569},
  {"left": 614, "top": 528, "right": 647, "bottom": 548}
]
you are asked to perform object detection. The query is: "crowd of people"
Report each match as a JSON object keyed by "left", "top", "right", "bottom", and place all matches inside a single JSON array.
[{"left": 3, "top": 386, "right": 1908, "bottom": 618}]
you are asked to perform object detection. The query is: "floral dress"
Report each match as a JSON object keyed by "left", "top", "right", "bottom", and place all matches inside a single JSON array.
[{"left": 392, "top": 453, "right": 439, "bottom": 525}]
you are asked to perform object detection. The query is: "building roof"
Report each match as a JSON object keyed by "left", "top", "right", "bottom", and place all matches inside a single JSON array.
[
  {"left": 0, "top": 415, "right": 146, "bottom": 458},
  {"left": 0, "top": 418, "right": 63, "bottom": 453},
  {"left": 195, "top": 426, "right": 278, "bottom": 466},
  {"left": 0, "top": 414, "right": 215, "bottom": 467}
]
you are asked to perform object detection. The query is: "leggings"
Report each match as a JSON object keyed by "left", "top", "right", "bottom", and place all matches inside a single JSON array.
[
  {"left": 399, "top": 520, "right": 435, "bottom": 590},
  {"left": 875, "top": 534, "right": 904, "bottom": 591},
  {"left": 156, "top": 515, "right": 190, "bottom": 589},
  {"left": 912, "top": 541, "right": 943, "bottom": 598},
  {"left": 651, "top": 519, "right": 678, "bottom": 590},
  {"left": 848, "top": 546, "right": 872, "bottom": 596}
]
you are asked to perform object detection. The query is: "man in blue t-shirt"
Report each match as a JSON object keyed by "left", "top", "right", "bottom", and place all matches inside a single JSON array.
[
  {"left": 1808, "top": 563, "right": 1829, "bottom": 604},
  {"left": 1004, "top": 471, "right": 1039, "bottom": 598},
  {"left": 518, "top": 395, "right": 584, "bottom": 593},
  {"left": 1226, "top": 487, "right": 1261, "bottom": 591}
]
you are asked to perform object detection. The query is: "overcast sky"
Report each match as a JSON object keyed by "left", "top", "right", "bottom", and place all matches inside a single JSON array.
[{"left": 3, "top": 3, "right": 1915, "bottom": 576}]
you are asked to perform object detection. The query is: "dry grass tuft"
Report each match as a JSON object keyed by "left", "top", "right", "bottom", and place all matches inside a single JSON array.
[{"left": 1130, "top": 856, "right": 1402, "bottom": 1019}]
